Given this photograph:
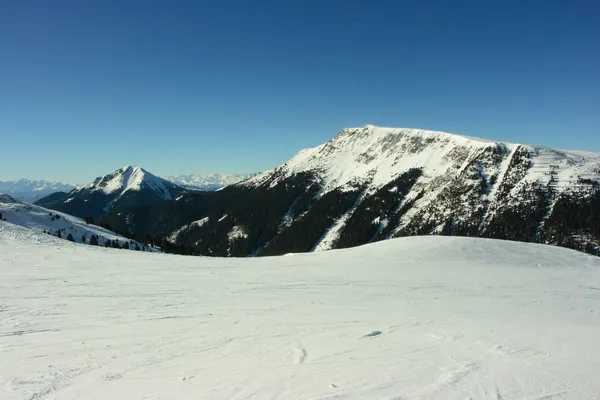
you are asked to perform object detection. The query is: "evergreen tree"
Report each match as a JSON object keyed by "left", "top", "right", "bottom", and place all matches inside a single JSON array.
[
  {"left": 104, "top": 240, "right": 111, "bottom": 248},
  {"left": 84, "top": 216, "right": 94, "bottom": 225},
  {"left": 67, "top": 233, "right": 74, "bottom": 242},
  {"left": 57, "top": 230, "right": 62, "bottom": 239},
  {"left": 89, "top": 235, "right": 99, "bottom": 246},
  {"left": 123, "top": 242, "right": 130, "bottom": 250},
  {"left": 81, "top": 235, "right": 86, "bottom": 243}
]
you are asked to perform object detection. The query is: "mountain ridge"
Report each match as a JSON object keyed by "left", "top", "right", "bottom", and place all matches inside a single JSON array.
[
  {"left": 0, "top": 179, "right": 76, "bottom": 202},
  {"left": 37, "top": 126, "right": 600, "bottom": 257}
]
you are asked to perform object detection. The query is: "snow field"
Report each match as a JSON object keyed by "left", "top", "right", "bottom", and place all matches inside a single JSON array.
[{"left": 1, "top": 224, "right": 600, "bottom": 399}]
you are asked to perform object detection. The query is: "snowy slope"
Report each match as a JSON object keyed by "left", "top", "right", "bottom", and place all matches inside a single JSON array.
[
  {"left": 164, "top": 173, "right": 254, "bottom": 190},
  {"left": 0, "top": 195, "right": 150, "bottom": 250},
  {"left": 247, "top": 125, "right": 600, "bottom": 195},
  {"left": 1, "top": 227, "right": 600, "bottom": 399},
  {"left": 0, "top": 179, "right": 76, "bottom": 202}
]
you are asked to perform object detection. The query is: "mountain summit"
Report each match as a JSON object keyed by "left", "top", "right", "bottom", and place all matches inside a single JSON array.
[
  {"left": 88, "top": 166, "right": 175, "bottom": 201},
  {"left": 36, "top": 166, "right": 186, "bottom": 218}
]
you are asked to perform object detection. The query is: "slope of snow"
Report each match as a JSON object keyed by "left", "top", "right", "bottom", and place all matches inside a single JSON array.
[
  {"left": 1, "top": 228, "right": 600, "bottom": 400},
  {"left": 246, "top": 126, "right": 519, "bottom": 192},
  {"left": 245, "top": 125, "right": 600, "bottom": 197},
  {"left": 0, "top": 197, "right": 149, "bottom": 250},
  {"left": 164, "top": 173, "right": 254, "bottom": 190}
]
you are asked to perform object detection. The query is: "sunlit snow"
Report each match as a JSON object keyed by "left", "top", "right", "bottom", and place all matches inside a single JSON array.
[{"left": 1, "top": 221, "right": 600, "bottom": 399}]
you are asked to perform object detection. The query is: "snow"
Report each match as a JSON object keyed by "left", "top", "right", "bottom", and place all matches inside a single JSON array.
[
  {"left": 313, "top": 193, "right": 365, "bottom": 252},
  {"left": 167, "top": 217, "right": 209, "bottom": 243},
  {"left": 1, "top": 224, "right": 600, "bottom": 400},
  {"left": 227, "top": 225, "right": 248, "bottom": 241},
  {"left": 0, "top": 198, "right": 149, "bottom": 250}
]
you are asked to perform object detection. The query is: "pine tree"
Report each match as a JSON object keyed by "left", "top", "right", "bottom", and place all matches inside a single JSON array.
[
  {"left": 89, "top": 235, "right": 99, "bottom": 246},
  {"left": 123, "top": 242, "right": 130, "bottom": 250},
  {"left": 57, "top": 230, "right": 62, "bottom": 239},
  {"left": 81, "top": 235, "right": 86, "bottom": 243},
  {"left": 67, "top": 233, "right": 74, "bottom": 242},
  {"left": 104, "top": 240, "right": 111, "bottom": 247}
]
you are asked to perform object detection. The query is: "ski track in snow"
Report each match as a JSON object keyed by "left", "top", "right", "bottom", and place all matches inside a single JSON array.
[{"left": 1, "top": 223, "right": 600, "bottom": 399}]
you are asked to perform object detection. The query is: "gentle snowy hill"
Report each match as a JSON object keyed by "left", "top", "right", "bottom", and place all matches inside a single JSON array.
[
  {"left": 36, "top": 166, "right": 187, "bottom": 218},
  {"left": 107, "top": 125, "right": 599, "bottom": 257},
  {"left": 1, "top": 228, "right": 600, "bottom": 399},
  {"left": 163, "top": 173, "right": 254, "bottom": 190},
  {"left": 0, "top": 195, "right": 150, "bottom": 250},
  {"left": 0, "top": 179, "right": 76, "bottom": 202}
]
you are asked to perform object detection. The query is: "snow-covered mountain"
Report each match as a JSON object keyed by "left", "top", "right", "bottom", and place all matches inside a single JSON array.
[
  {"left": 2, "top": 225, "right": 600, "bottom": 399},
  {"left": 163, "top": 173, "right": 254, "bottom": 190},
  {"left": 0, "top": 195, "right": 151, "bottom": 250},
  {"left": 0, "top": 179, "right": 76, "bottom": 202},
  {"left": 103, "top": 125, "right": 599, "bottom": 257},
  {"left": 36, "top": 166, "right": 187, "bottom": 218}
]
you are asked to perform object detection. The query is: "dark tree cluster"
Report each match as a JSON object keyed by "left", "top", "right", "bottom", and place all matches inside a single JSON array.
[
  {"left": 541, "top": 191, "right": 600, "bottom": 252},
  {"left": 261, "top": 188, "right": 362, "bottom": 256},
  {"left": 336, "top": 168, "right": 422, "bottom": 249},
  {"left": 179, "top": 172, "right": 322, "bottom": 257},
  {"left": 484, "top": 183, "right": 549, "bottom": 242}
]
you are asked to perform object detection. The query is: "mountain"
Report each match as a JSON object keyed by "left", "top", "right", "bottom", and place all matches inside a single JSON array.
[
  {"left": 36, "top": 166, "right": 187, "bottom": 219},
  {"left": 163, "top": 173, "right": 255, "bottom": 190},
  {"left": 0, "top": 179, "right": 76, "bottom": 202},
  {"left": 2, "top": 225, "right": 600, "bottom": 399},
  {"left": 101, "top": 125, "right": 600, "bottom": 257},
  {"left": 0, "top": 194, "right": 152, "bottom": 250}
]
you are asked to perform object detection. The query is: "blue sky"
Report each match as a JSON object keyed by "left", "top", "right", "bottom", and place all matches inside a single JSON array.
[{"left": 1, "top": 0, "right": 599, "bottom": 183}]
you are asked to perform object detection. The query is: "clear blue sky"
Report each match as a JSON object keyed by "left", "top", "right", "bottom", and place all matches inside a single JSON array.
[{"left": 1, "top": 0, "right": 599, "bottom": 183}]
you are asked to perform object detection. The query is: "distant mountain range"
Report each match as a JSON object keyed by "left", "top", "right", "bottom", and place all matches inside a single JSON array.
[
  {"left": 0, "top": 179, "right": 76, "bottom": 202},
  {"left": 164, "top": 173, "right": 254, "bottom": 190}
]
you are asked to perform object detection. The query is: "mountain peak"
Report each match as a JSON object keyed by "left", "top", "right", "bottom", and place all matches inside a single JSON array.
[
  {"left": 87, "top": 166, "right": 173, "bottom": 200},
  {"left": 36, "top": 166, "right": 187, "bottom": 218}
]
